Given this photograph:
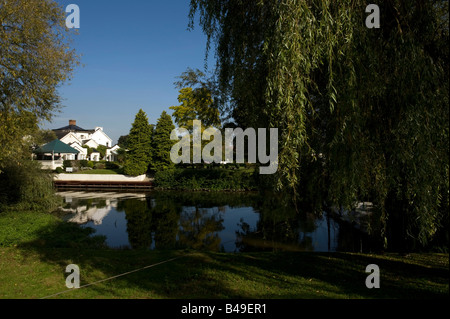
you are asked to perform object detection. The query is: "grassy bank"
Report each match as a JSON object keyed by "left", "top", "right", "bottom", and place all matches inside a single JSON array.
[{"left": 0, "top": 210, "right": 448, "bottom": 299}]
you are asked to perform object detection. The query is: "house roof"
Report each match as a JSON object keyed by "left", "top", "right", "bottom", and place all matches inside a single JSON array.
[
  {"left": 53, "top": 123, "right": 89, "bottom": 131},
  {"left": 53, "top": 125, "right": 94, "bottom": 139},
  {"left": 34, "top": 139, "right": 80, "bottom": 154}
]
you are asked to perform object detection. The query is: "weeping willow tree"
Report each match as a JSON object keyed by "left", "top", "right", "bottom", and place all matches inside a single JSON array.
[{"left": 189, "top": 0, "right": 449, "bottom": 250}]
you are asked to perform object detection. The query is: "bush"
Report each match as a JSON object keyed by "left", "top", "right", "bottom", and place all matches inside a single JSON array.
[
  {"left": 0, "top": 159, "right": 61, "bottom": 212},
  {"left": 55, "top": 167, "right": 64, "bottom": 174},
  {"left": 70, "top": 160, "right": 81, "bottom": 169},
  {"left": 63, "top": 160, "right": 72, "bottom": 169},
  {"left": 87, "top": 161, "right": 94, "bottom": 168},
  {"left": 94, "top": 163, "right": 105, "bottom": 170},
  {"left": 80, "top": 160, "right": 88, "bottom": 168},
  {"left": 105, "top": 162, "right": 120, "bottom": 169},
  {"left": 123, "top": 157, "right": 148, "bottom": 176}
]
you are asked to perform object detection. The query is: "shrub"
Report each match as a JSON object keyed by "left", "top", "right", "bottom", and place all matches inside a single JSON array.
[
  {"left": 0, "top": 159, "right": 61, "bottom": 212},
  {"left": 97, "top": 145, "right": 107, "bottom": 160},
  {"left": 63, "top": 160, "right": 72, "bottom": 169},
  {"left": 55, "top": 167, "right": 64, "bottom": 174},
  {"left": 153, "top": 169, "right": 177, "bottom": 187},
  {"left": 94, "top": 163, "right": 105, "bottom": 170},
  {"left": 87, "top": 161, "right": 94, "bottom": 168},
  {"left": 123, "top": 157, "right": 148, "bottom": 176},
  {"left": 71, "top": 160, "right": 81, "bottom": 169},
  {"left": 153, "top": 168, "right": 258, "bottom": 191},
  {"left": 80, "top": 159, "right": 88, "bottom": 168},
  {"left": 105, "top": 162, "right": 120, "bottom": 169}
]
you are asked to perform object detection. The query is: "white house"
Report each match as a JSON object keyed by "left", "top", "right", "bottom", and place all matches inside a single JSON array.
[
  {"left": 59, "top": 132, "right": 87, "bottom": 160},
  {"left": 84, "top": 139, "right": 100, "bottom": 150},
  {"left": 106, "top": 144, "right": 121, "bottom": 162},
  {"left": 53, "top": 120, "right": 119, "bottom": 161},
  {"left": 91, "top": 127, "right": 112, "bottom": 147}
]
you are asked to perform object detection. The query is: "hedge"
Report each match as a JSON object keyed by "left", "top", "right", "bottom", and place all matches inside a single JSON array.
[{"left": 153, "top": 168, "right": 259, "bottom": 191}]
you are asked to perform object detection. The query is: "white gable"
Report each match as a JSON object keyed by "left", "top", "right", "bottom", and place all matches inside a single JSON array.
[
  {"left": 91, "top": 129, "right": 113, "bottom": 147},
  {"left": 74, "top": 132, "right": 92, "bottom": 141},
  {"left": 69, "top": 143, "right": 86, "bottom": 154},
  {"left": 85, "top": 139, "right": 99, "bottom": 149},
  {"left": 60, "top": 132, "right": 82, "bottom": 145},
  {"left": 109, "top": 144, "right": 120, "bottom": 152}
]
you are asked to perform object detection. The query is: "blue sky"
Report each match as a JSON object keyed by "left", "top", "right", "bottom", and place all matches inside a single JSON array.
[{"left": 42, "top": 0, "right": 215, "bottom": 144}]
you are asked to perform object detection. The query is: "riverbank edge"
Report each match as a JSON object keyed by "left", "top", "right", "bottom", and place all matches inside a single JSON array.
[
  {"left": 54, "top": 173, "right": 151, "bottom": 182},
  {"left": 52, "top": 170, "right": 257, "bottom": 191}
]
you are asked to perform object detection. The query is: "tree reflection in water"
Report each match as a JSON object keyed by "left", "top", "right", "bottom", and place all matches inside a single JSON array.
[
  {"left": 117, "top": 191, "right": 228, "bottom": 251},
  {"left": 179, "top": 207, "right": 225, "bottom": 251},
  {"left": 58, "top": 190, "right": 375, "bottom": 252},
  {"left": 120, "top": 198, "right": 152, "bottom": 249},
  {"left": 235, "top": 192, "right": 319, "bottom": 252}
]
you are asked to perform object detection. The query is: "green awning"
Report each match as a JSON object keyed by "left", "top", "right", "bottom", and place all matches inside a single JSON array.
[{"left": 34, "top": 139, "right": 79, "bottom": 154}]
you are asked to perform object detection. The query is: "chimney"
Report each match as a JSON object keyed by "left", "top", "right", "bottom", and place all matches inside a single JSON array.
[{"left": 69, "top": 120, "right": 76, "bottom": 126}]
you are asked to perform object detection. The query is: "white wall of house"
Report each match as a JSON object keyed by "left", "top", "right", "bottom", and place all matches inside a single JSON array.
[
  {"left": 69, "top": 143, "right": 88, "bottom": 160},
  {"left": 111, "top": 145, "right": 120, "bottom": 151},
  {"left": 75, "top": 132, "right": 91, "bottom": 140},
  {"left": 106, "top": 145, "right": 120, "bottom": 162},
  {"left": 90, "top": 151, "right": 101, "bottom": 161},
  {"left": 91, "top": 128, "right": 113, "bottom": 148},
  {"left": 37, "top": 159, "right": 63, "bottom": 170},
  {"left": 63, "top": 153, "right": 77, "bottom": 160},
  {"left": 84, "top": 139, "right": 99, "bottom": 149},
  {"left": 60, "top": 132, "right": 82, "bottom": 146}
]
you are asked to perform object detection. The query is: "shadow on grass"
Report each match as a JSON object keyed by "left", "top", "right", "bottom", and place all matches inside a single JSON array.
[
  {"left": 14, "top": 217, "right": 449, "bottom": 299},
  {"left": 203, "top": 252, "right": 449, "bottom": 299}
]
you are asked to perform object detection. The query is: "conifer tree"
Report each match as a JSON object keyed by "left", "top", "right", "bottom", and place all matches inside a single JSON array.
[
  {"left": 124, "top": 109, "right": 153, "bottom": 176},
  {"left": 152, "top": 111, "right": 176, "bottom": 171}
]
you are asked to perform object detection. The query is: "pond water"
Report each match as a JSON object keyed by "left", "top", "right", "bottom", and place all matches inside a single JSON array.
[{"left": 56, "top": 190, "right": 372, "bottom": 253}]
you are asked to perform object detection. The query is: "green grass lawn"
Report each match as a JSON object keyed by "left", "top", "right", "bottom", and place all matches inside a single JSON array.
[
  {"left": 75, "top": 169, "right": 123, "bottom": 175},
  {"left": 0, "top": 210, "right": 448, "bottom": 299}
]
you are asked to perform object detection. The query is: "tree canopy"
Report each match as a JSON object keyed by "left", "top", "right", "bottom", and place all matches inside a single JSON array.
[
  {"left": 0, "top": 0, "right": 79, "bottom": 169},
  {"left": 189, "top": 0, "right": 449, "bottom": 249},
  {"left": 170, "top": 68, "right": 221, "bottom": 132},
  {"left": 118, "top": 135, "right": 130, "bottom": 149},
  {"left": 0, "top": 0, "right": 78, "bottom": 210}
]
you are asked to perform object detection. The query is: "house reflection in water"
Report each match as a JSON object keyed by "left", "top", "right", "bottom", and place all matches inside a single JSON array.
[{"left": 58, "top": 191, "right": 147, "bottom": 226}]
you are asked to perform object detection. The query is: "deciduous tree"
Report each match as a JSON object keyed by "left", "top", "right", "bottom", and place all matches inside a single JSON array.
[
  {"left": 0, "top": 0, "right": 79, "bottom": 170},
  {"left": 170, "top": 68, "right": 221, "bottom": 132},
  {"left": 0, "top": 0, "right": 78, "bottom": 210}
]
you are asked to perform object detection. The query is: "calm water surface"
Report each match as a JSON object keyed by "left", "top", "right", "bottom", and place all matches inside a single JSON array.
[{"left": 56, "top": 190, "right": 370, "bottom": 252}]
